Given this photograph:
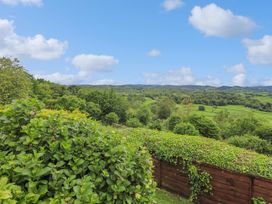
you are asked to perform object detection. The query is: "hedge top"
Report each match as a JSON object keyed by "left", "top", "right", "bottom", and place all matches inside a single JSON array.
[{"left": 116, "top": 128, "right": 272, "bottom": 179}]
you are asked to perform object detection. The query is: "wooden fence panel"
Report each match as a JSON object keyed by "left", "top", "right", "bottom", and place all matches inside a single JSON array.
[{"left": 152, "top": 157, "right": 272, "bottom": 204}]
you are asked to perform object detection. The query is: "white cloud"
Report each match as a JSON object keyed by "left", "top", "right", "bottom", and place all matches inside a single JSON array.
[
  {"left": 0, "top": 0, "right": 42, "bottom": 6},
  {"left": 34, "top": 73, "right": 80, "bottom": 85},
  {"left": 36, "top": 54, "right": 119, "bottom": 84},
  {"left": 144, "top": 67, "right": 221, "bottom": 86},
  {"left": 243, "top": 35, "right": 272, "bottom": 64},
  {"left": 147, "top": 49, "right": 161, "bottom": 57},
  {"left": 262, "top": 79, "right": 272, "bottom": 86},
  {"left": 162, "top": 0, "right": 183, "bottom": 11},
  {"left": 92, "top": 79, "right": 116, "bottom": 85},
  {"left": 72, "top": 54, "right": 119, "bottom": 77},
  {"left": 0, "top": 19, "right": 67, "bottom": 60},
  {"left": 189, "top": 3, "right": 256, "bottom": 37},
  {"left": 225, "top": 63, "right": 246, "bottom": 86}
]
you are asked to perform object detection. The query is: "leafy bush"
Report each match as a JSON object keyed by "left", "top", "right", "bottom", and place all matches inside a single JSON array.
[
  {"left": 104, "top": 112, "right": 119, "bottom": 125},
  {"left": 198, "top": 106, "right": 205, "bottom": 111},
  {"left": 188, "top": 115, "right": 220, "bottom": 139},
  {"left": 223, "top": 115, "right": 260, "bottom": 138},
  {"left": 126, "top": 117, "right": 142, "bottom": 128},
  {"left": 0, "top": 100, "right": 155, "bottom": 203},
  {"left": 227, "top": 134, "right": 272, "bottom": 155},
  {"left": 255, "top": 125, "right": 272, "bottom": 142},
  {"left": 173, "top": 122, "right": 199, "bottom": 136},
  {"left": 167, "top": 115, "right": 182, "bottom": 131}
]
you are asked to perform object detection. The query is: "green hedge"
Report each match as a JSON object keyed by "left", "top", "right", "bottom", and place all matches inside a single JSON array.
[
  {"left": 0, "top": 99, "right": 155, "bottom": 203},
  {"left": 116, "top": 128, "right": 272, "bottom": 179}
]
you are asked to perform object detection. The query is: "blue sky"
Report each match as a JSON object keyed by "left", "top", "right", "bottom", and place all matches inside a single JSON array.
[{"left": 0, "top": 0, "right": 272, "bottom": 86}]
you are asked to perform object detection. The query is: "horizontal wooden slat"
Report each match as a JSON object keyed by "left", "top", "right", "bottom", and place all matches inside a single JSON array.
[{"left": 152, "top": 157, "right": 272, "bottom": 204}]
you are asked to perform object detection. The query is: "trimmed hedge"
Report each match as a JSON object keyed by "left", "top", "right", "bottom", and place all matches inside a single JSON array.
[
  {"left": 0, "top": 99, "right": 155, "bottom": 203},
  {"left": 116, "top": 128, "right": 272, "bottom": 179}
]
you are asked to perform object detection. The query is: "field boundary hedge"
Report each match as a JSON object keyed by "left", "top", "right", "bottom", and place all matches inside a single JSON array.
[{"left": 153, "top": 157, "right": 272, "bottom": 203}]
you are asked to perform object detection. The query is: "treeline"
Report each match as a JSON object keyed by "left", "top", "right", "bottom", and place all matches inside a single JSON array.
[{"left": 1, "top": 57, "right": 272, "bottom": 156}]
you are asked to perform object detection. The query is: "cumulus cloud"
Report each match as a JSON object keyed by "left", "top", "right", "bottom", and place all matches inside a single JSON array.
[
  {"left": 225, "top": 63, "right": 246, "bottom": 86},
  {"left": 36, "top": 54, "right": 119, "bottom": 84},
  {"left": 162, "top": 0, "right": 183, "bottom": 11},
  {"left": 0, "top": 0, "right": 42, "bottom": 6},
  {"left": 147, "top": 49, "right": 161, "bottom": 57},
  {"left": 72, "top": 54, "right": 119, "bottom": 77},
  {"left": 144, "top": 67, "right": 221, "bottom": 86},
  {"left": 0, "top": 19, "right": 67, "bottom": 60},
  {"left": 262, "top": 79, "right": 272, "bottom": 86},
  {"left": 189, "top": 3, "right": 256, "bottom": 37},
  {"left": 243, "top": 35, "right": 272, "bottom": 64}
]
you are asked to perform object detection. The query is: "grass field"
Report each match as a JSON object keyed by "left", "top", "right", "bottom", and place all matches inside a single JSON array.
[
  {"left": 154, "top": 189, "right": 190, "bottom": 204},
  {"left": 178, "top": 104, "right": 272, "bottom": 124}
]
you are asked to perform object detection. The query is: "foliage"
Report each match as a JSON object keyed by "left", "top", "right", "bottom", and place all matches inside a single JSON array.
[
  {"left": 0, "top": 177, "right": 23, "bottom": 203},
  {"left": 0, "top": 100, "right": 156, "bottom": 203},
  {"left": 227, "top": 134, "right": 272, "bottom": 155},
  {"left": 0, "top": 98, "right": 43, "bottom": 136},
  {"left": 116, "top": 128, "right": 272, "bottom": 179},
  {"left": 255, "top": 125, "right": 272, "bottom": 142},
  {"left": 148, "top": 120, "right": 163, "bottom": 131},
  {"left": 252, "top": 197, "right": 269, "bottom": 204},
  {"left": 167, "top": 115, "right": 182, "bottom": 131},
  {"left": 173, "top": 122, "right": 199, "bottom": 136},
  {"left": 198, "top": 106, "right": 205, "bottom": 111},
  {"left": 0, "top": 57, "right": 33, "bottom": 105},
  {"left": 223, "top": 115, "right": 260, "bottom": 138},
  {"left": 156, "top": 97, "right": 175, "bottom": 119},
  {"left": 126, "top": 117, "right": 142, "bottom": 128},
  {"left": 188, "top": 115, "right": 220, "bottom": 139},
  {"left": 85, "top": 102, "right": 101, "bottom": 119},
  {"left": 136, "top": 108, "right": 151, "bottom": 125},
  {"left": 104, "top": 112, "right": 119, "bottom": 125}
]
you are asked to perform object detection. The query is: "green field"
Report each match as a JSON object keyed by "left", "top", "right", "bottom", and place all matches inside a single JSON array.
[
  {"left": 154, "top": 189, "right": 190, "bottom": 204},
  {"left": 178, "top": 104, "right": 272, "bottom": 124}
]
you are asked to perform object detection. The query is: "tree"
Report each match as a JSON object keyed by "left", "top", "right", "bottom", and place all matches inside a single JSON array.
[
  {"left": 126, "top": 117, "right": 142, "bottom": 128},
  {"left": 136, "top": 108, "right": 151, "bottom": 125},
  {"left": 85, "top": 102, "right": 101, "bottom": 119},
  {"left": 223, "top": 115, "right": 260, "bottom": 138},
  {"left": 188, "top": 115, "right": 220, "bottom": 139},
  {"left": 173, "top": 122, "right": 199, "bottom": 136},
  {"left": 0, "top": 57, "right": 33, "bottom": 104},
  {"left": 156, "top": 97, "right": 175, "bottom": 119},
  {"left": 167, "top": 115, "right": 182, "bottom": 131},
  {"left": 104, "top": 112, "right": 119, "bottom": 125},
  {"left": 52, "top": 95, "right": 86, "bottom": 111}
]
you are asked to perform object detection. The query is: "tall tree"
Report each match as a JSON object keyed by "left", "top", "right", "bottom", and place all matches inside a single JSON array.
[{"left": 0, "top": 57, "right": 33, "bottom": 104}]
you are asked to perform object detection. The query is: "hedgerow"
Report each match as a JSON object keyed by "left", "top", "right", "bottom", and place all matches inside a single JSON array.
[
  {"left": 0, "top": 99, "right": 156, "bottom": 203},
  {"left": 116, "top": 128, "right": 272, "bottom": 179}
]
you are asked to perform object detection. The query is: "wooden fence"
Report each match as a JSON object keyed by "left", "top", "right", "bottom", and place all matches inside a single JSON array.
[{"left": 153, "top": 157, "right": 272, "bottom": 204}]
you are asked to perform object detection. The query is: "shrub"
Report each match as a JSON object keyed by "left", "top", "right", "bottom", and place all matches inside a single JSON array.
[
  {"left": 223, "top": 115, "right": 260, "bottom": 138},
  {"left": 126, "top": 117, "right": 142, "bottom": 128},
  {"left": 198, "top": 106, "right": 205, "bottom": 111},
  {"left": 255, "top": 125, "right": 272, "bottom": 142},
  {"left": 188, "top": 115, "right": 220, "bottom": 139},
  {"left": 227, "top": 134, "right": 272, "bottom": 155},
  {"left": 104, "top": 112, "right": 119, "bottom": 125},
  {"left": 0, "top": 101, "right": 156, "bottom": 203},
  {"left": 167, "top": 115, "right": 182, "bottom": 131},
  {"left": 173, "top": 122, "right": 199, "bottom": 136},
  {"left": 148, "top": 120, "right": 163, "bottom": 131}
]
